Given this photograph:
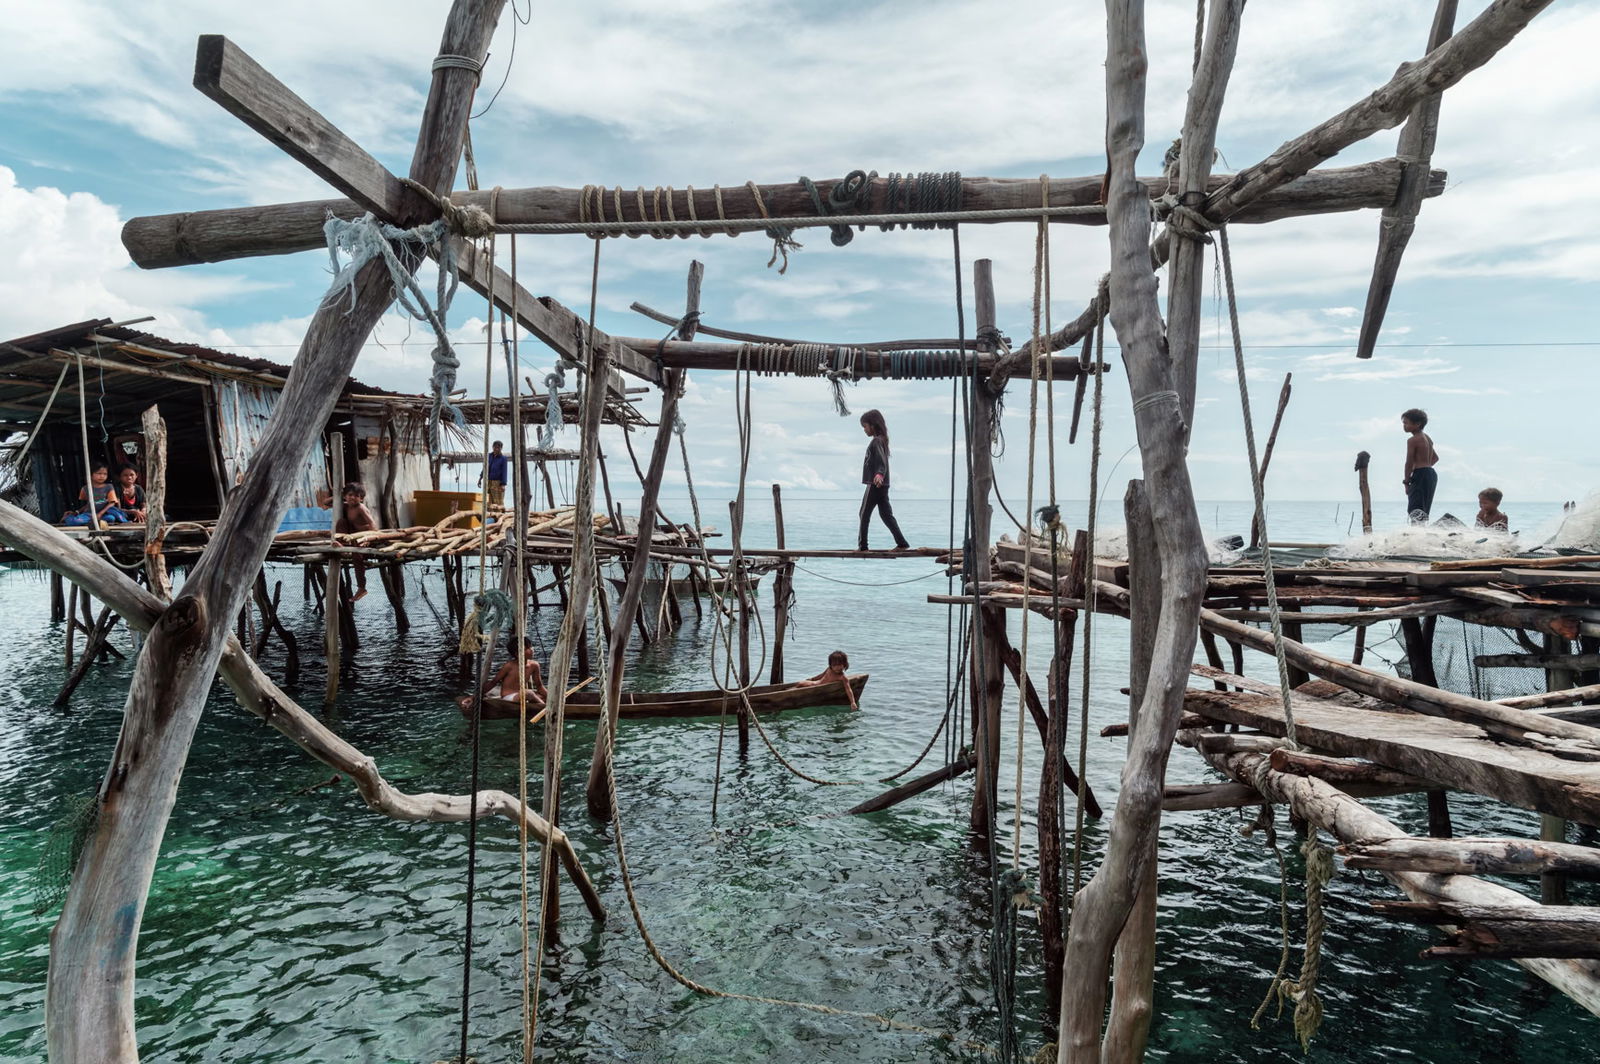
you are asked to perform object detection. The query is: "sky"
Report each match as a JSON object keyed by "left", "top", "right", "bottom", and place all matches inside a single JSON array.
[{"left": 1, "top": 0, "right": 1597, "bottom": 512}]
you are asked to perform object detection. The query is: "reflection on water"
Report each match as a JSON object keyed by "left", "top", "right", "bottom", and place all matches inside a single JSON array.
[{"left": 0, "top": 499, "right": 1593, "bottom": 1062}]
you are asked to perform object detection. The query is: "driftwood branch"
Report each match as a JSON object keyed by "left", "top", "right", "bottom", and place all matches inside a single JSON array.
[{"left": 42, "top": 6, "right": 508, "bottom": 1060}]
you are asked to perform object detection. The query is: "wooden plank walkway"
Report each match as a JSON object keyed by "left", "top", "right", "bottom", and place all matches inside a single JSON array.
[{"left": 1184, "top": 686, "right": 1600, "bottom": 827}]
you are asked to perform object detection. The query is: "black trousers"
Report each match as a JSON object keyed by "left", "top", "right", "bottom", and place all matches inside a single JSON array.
[
  {"left": 1407, "top": 466, "right": 1438, "bottom": 522},
  {"left": 859, "top": 484, "right": 909, "bottom": 550}
]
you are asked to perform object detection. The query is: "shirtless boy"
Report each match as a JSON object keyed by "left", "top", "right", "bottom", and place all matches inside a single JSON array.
[
  {"left": 798, "top": 649, "right": 858, "bottom": 710},
  {"left": 333, "top": 482, "right": 378, "bottom": 600},
  {"left": 1401, "top": 408, "right": 1439, "bottom": 523},
  {"left": 1475, "top": 488, "right": 1509, "bottom": 531},
  {"left": 459, "top": 636, "right": 547, "bottom": 713}
]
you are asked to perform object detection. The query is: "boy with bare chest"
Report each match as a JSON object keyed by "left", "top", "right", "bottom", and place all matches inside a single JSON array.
[{"left": 1401, "top": 408, "right": 1438, "bottom": 523}]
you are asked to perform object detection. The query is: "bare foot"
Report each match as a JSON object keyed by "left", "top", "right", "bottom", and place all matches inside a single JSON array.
[{"left": 352, "top": 589, "right": 368, "bottom": 601}]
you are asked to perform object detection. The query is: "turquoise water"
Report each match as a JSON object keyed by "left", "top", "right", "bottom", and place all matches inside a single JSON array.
[{"left": 1, "top": 498, "right": 1595, "bottom": 1062}]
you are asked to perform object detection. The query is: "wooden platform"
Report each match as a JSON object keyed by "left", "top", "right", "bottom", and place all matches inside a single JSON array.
[{"left": 1184, "top": 685, "right": 1600, "bottom": 826}]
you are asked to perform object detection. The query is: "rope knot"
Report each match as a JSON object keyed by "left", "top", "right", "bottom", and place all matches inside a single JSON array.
[{"left": 1166, "top": 203, "right": 1218, "bottom": 244}]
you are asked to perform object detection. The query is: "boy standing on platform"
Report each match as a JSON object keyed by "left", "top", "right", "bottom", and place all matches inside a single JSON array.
[
  {"left": 1401, "top": 408, "right": 1439, "bottom": 523},
  {"left": 485, "top": 440, "right": 508, "bottom": 509}
]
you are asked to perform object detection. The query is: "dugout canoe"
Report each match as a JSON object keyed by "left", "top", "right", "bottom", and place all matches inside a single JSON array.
[{"left": 469, "top": 673, "right": 868, "bottom": 721}]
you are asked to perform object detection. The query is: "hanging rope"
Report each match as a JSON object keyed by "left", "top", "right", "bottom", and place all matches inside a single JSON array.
[
  {"left": 1217, "top": 227, "right": 1299, "bottom": 745},
  {"left": 321, "top": 210, "right": 467, "bottom": 456},
  {"left": 1251, "top": 820, "right": 1335, "bottom": 1052}
]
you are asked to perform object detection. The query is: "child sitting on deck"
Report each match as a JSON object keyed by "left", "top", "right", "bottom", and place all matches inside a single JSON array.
[
  {"left": 61, "top": 464, "right": 126, "bottom": 525},
  {"left": 797, "top": 650, "right": 858, "bottom": 710},
  {"left": 115, "top": 467, "right": 147, "bottom": 523},
  {"left": 1475, "top": 487, "right": 1509, "bottom": 531},
  {"left": 319, "top": 481, "right": 379, "bottom": 600}
]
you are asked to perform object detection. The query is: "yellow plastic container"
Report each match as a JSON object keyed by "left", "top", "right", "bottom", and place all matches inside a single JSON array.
[{"left": 412, "top": 489, "right": 484, "bottom": 529}]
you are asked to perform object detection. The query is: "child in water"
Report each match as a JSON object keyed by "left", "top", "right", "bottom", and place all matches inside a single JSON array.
[
  {"left": 459, "top": 637, "right": 547, "bottom": 713},
  {"left": 1475, "top": 488, "right": 1509, "bottom": 531}
]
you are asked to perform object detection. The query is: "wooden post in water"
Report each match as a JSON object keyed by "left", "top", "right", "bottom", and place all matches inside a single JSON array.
[
  {"left": 1104, "top": 480, "right": 1162, "bottom": 1058},
  {"left": 140, "top": 406, "right": 172, "bottom": 599},
  {"left": 769, "top": 483, "right": 791, "bottom": 684},
  {"left": 1399, "top": 615, "right": 1453, "bottom": 838},
  {"left": 729, "top": 499, "right": 752, "bottom": 755},
  {"left": 64, "top": 583, "right": 78, "bottom": 673},
  {"left": 1542, "top": 631, "right": 1573, "bottom": 904},
  {"left": 51, "top": 570, "right": 65, "bottom": 623},
  {"left": 324, "top": 430, "right": 346, "bottom": 707},
  {"left": 1355, "top": 451, "right": 1373, "bottom": 534},
  {"left": 968, "top": 259, "right": 1007, "bottom": 844},
  {"left": 587, "top": 262, "right": 699, "bottom": 815}
]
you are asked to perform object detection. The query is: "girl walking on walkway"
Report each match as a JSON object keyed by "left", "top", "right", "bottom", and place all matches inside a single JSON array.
[{"left": 858, "top": 409, "right": 910, "bottom": 551}]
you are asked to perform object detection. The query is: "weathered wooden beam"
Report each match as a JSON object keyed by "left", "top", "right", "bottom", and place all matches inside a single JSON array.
[
  {"left": 1164, "top": 0, "right": 1246, "bottom": 433},
  {"left": 847, "top": 753, "right": 978, "bottom": 816},
  {"left": 120, "top": 161, "right": 1441, "bottom": 269},
  {"left": 44, "top": 5, "right": 507, "bottom": 1060},
  {"left": 45, "top": 347, "right": 210, "bottom": 387},
  {"left": 140, "top": 406, "right": 172, "bottom": 599},
  {"left": 1199, "top": 606, "right": 1600, "bottom": 747},
  {"left": 1498, "top": 683, "right": 1600, "bottom": 711},
  {"left": 1476, "top": 652, "right": 1600, "bottom": 671},
  {"left": 1187, "top": 738, "right": 1600, "bottom": 1014},
  {"left": 624, "top": 336, "right": 1088, "bottom": 381},
  {"left": 1013, "top": 0, "right": 1552, "bottom": 372},
  {"left": 1344, "top": 837, "right": 1600, "bottom": 880},
  {"left": 193, "top": 35, "right": 428, "bottom": 224},
  {"left": 1185, "top": 687, "right": 1600, "bottom": 826},
  {"left": 1247, "top": 372, "right": 1292, "bottom": 549},
  {"left": 1161, "top": 781, "right": 1263, "bottom": 811},
  {"left": 1356, "top": 0, "right": 1458, "bottom": 359},
  {"left": 1372, "top": 900, "right": 1600, "bottom": 959}
]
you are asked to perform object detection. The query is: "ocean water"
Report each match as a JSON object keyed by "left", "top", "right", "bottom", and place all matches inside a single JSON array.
[{"left": 0, "top": 497, "right": 1595, "bottom": 1063}]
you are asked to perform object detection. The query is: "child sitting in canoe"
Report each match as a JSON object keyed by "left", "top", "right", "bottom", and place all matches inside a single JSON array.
[
  {"left": 458, "top": 636, "right": 547, "bottom": 713},
  {"left": 798, "top": 650, "right": 858, "bottom": 710}
]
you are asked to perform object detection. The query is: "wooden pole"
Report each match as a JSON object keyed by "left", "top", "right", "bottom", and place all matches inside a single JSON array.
[
  {"left": 1058, "top": 1, "right": 1216, "bottom": 1056},
  {"left": 1247, "top": 372, "right": 1292, "bottom": 550},
  {"left": 769, "top": 483, "right": 791, "bottom": 684},
  {"left": 121, "top": 162, "right": 1435, "bottom": 269},
  {"left": 1355, "top": 451, "right": 1373, "bottom": 534},
  {"left": 140, "top": 405, "right": 172, "bottom": 599},
  {"left": 64, "top": 582, "right": 79, "bottom": 674},
  {"left": 324, "top": 431, "right": 345, "bottom": 708},
  {"left": 585, "top": 261, "right": 697, "bottom": 818},
  {"left": 968, "top": 259, "right": 1007, "bottom": 844},
  {"left": 729, "top": 499, "right": 751, "bottom": 756},
  {"left": 1164, "top": 0, "right": 1247, "bottom": 432},
  {"left": 51, "top": 570, "right": 65, "bottom": 623},
  {"left": 1542, "top": 631, "right": 1573, "bottom": 904},
  {"left": 1103, "top": 481, "right": 1164, "bottom": 1062},
  {"left": 43, "top": 8, "right": 505, "bottom": 1055},
  {"left": 1356, "top": 0, "right": 1459, "bottom": 359}
]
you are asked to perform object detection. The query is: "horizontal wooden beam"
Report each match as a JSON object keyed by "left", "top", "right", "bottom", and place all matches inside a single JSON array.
[
  {"left": 45, "top": 348, "right": 210, "bottom": 387},
  {"left": 121, "top": 160, "right": 1442, "bottom": 269},
  {"left": 1344, "top": 837, "right": 1600, "bottom": 880},
  {"left": 1476, "top": 653, "right": 1600, "bottom": 670},
  {"left": 620, "top": 336, "right": 1093, "bottom": 380},
  {"left": 1372, "top": 900, "right": 1600, "bottom": 960}
]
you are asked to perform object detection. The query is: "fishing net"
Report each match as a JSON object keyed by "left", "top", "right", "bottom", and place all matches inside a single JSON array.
[
  {"left": 32, "top": 791, "right": 101, "bottom": 915},
  {"left": 1402, "top": 616, "right": 1540, "bottom": 702}
]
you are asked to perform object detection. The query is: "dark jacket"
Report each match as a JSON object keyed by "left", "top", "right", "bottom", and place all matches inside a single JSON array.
[{"left": 861, "top": 437, "right": 890, "bottom": 488}]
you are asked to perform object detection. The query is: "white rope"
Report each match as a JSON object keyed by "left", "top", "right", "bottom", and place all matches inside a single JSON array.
[{"left": 1217, "top": 227, "right": 1299, "bottom": 746}]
